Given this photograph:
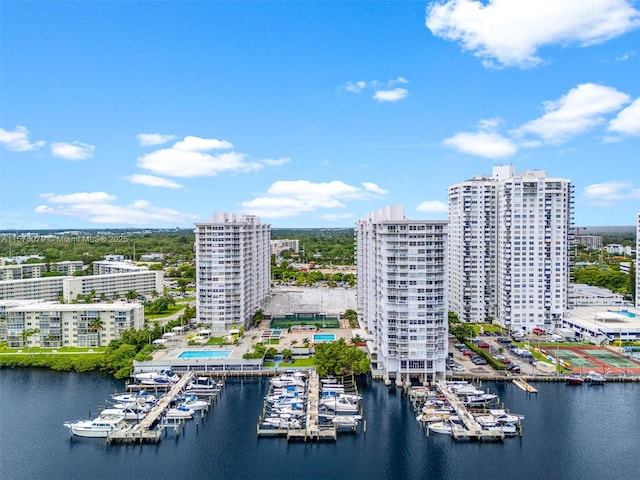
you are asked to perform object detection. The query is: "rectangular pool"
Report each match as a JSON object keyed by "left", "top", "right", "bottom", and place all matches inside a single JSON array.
[
  {"left": 313, "top": 334, "right": 336, "bottom": 343},
  {"left": 177, "top": 350, "right": 232, "bottom": 359}
]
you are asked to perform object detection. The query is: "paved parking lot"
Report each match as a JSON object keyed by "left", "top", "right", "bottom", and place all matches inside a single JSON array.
[{"left": 264, "top": 286, "right": 356, "bottom": 315}]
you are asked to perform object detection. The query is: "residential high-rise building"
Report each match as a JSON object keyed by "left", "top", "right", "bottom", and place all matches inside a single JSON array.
[
  {"left": 636, "top": 211, "right": 639, "bottom": 308},
  {"left": 195, "top": 212, "right": 270, "bottom": 333},
  {"left": 356, "top": 206, "right": 448, "bottom": 383},
  {"left": 448, "top": 166, "right": 574, "bottom": 333}
]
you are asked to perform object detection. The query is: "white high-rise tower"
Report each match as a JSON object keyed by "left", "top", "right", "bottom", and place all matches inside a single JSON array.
[
  {"left": 356, "top": 206, "right": 448, "bottom": 383},
  {"left": 448, "top": 166, "right": 574, "bottom": 333},
  {"left": 195, "top": 212, "right": 270, "bottom": 333}
]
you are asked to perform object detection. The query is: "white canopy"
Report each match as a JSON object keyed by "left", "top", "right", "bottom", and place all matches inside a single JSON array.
[{"left": 163, "top": 332, "right": 177, "bottom": 338}]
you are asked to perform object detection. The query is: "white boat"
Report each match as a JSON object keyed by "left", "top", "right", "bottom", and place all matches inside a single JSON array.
[
  {"left": 332, "top": 415, "right": 362, "bottom": 429},
  {"left": 134, "top": 370, "right": 179, "bottom": 382},
  {"left": 428, "top": 421, "right": 452, "bottom": 435},
  {"left": 488, "top": 409, "right": 524, "bottom": 423},
  {"left": 165, "top": 405, "right": 195, "bottom": 419},
  {"left": 270, "top": 406, "right": 306, "bottom": 418},
  {"left": 585, "top": 371, "right": 606, "bottom": 384},
  {"left": 64, "top": 411, "right": 129, "bottom": 438},
  {"left": 178, "top": 398, "right": 210, "bottom": 412},
  {"left": 185, "top": 377, "right": 222, "bottom": 394},
  {"left": 501, "top": 423, "right": 519, "bottom": 436},
  {"left": 463, "top": 393, "right": 498, "bottom": 406},
  {"left": 262, "top": 416, "right": 302, "bottom": 429},
  {"left": 111, "top": 392, "right": 157, "bottom": 404},
  {"left": 322, "top": 392, "right": 362, "bottom": 402},
  {"left": 108, "top": 405, "right": 149, "bottom": 420},
  {"left": 271, "top": 375, "right": 305, "bottom": 388},
  {"left": 320, "top": 397, "right": 358, "bottom": 413},
  {"left": 271, "top": 396, "right": 307, "bottom": 408}
]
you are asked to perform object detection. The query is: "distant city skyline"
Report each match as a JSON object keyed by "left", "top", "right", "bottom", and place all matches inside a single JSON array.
[{"left": 1, "top": 1, "right": 639, "bottom": 230}]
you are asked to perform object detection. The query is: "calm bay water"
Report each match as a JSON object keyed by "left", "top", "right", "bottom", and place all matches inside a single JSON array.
[{"left": 1, "top": 369, "right": 639, "bottom": 480}]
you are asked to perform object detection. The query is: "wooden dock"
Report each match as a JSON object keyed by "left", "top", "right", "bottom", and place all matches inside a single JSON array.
[
  {"left": 107, "top": 372, "right": 195, "bottom": 444},
  {"left": 257, "top": 370, "right": 337, "bottom": 442},
  {"left": 435, "top": 380, "right": 504, "bottom": 441},
  {"left": 512, "top": 378, "right": 538, "bottom": 393}
]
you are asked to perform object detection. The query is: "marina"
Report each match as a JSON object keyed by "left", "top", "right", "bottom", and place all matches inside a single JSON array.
[
  {"left": 411, "top": 380, "right": 523, "bottom": 442},
  {"left": 4, "top": 369, "right": 640, "bottom": 480},
  {"left": 257, "top": 370, "right": 363, "bottom": 441},
  {"left": 63, "top": 370, "right": 225, "bottom": 444}
]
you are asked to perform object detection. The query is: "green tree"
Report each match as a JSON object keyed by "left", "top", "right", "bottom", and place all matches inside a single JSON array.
[
  {"left": 125, "top": 290, "right": 138, "bottom": 302},
  {"left": 89, "top": 316, "right": 104, "bottom": 346},
  {"left": 176, "top": 278, "right": 188, "bottom": 295},
  {"left": 21, "top": 328, "right": 41, "bottom": 353},
  {"left": 314, "top": 338, "right": 370, "bottom": 376}
]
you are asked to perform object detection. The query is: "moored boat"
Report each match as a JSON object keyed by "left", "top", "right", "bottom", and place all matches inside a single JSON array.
[
  {"left": 565, "top": 374, "right": 584, "bottom": 385},
  {"left": 585, "top": 371, "right": 606, "bottom": 384},
  {"left": 64, "top": 411, "right": 129, "bottom": 438}
]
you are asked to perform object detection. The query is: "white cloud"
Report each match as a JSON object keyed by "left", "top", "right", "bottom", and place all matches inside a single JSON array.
[
  {"left": 416, "top": 200, "right": 448, "bottom": 213},
  {"left": 137, "top": 133, "right": 178, "bottom": 146},
  {"left": 362, "top": 182, "right": 388, "bottom": 195},
  {"left": 583, "top": 181, "right": 640, "bottom": 206},
  {"left": 608, "top": 98, "right": 640, "bottom": 135},
  {"left": 35, "top": 191, "right": 197, "bottom": 225},
  {"left": 172, "top": 136, "right": 233, "bottom": 152},
  {"left": 51, "top": 141, "right": 95, "bottom": 160},
  {"left": 373, "top": 88, "right": 409, "bottom": 102},
  {"left": 41, "top": 192, "right": 116, "bottom": 204},
  {"left": 0, "top": 125, "right": 45, "bottom": 151},
  {"left": 138, "top": 149, "right": 259, "bottom": 177},
  {"left": 615, "top": 50, "right": 636, "bottom": 61},
  {"left": 240, "top": 180, "right": 387, "bottom": 219},
  {"left": 126, "top": 174, "right": 184, "bottom": 189},
  {"left": 261, "top": 157, "right": 291, "bottom": 166},
  {"left": 514, "top": 83, "right": 630, "bottom": 143},
  {"left": 344, "top": 78, "right": 409, "bottom": 101},
  {"left": 426, "top": 0, "right": 640, "bottom": 68},
  {"left": 443, "top": 131, "right": 517, "bottom": 158},
  {"left": 136, "top": 135, "right": 281, "bottom": 178},
  {"left": 345, "top": 81, "right": 367, "bottom": 93}
]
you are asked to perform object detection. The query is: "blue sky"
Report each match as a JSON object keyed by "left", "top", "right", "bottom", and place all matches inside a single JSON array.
[{"left": 1, "top": 0, "right": 639, "bottom": 230}]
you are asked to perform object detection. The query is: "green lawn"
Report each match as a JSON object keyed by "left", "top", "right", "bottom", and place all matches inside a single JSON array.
[
  {"left": 279, "top": 358, "right": 315, "bottom": 367},
  {"left": 146, "top": 304, "right": 185, "bottom": 319}
]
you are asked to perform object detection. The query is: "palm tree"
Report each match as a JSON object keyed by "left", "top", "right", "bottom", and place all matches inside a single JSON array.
[
  {"left": 89, "top": 316, "right": 104, "bottom": 347},
  {"left": 21, "top": 328, "right": 40, "bottom": 353},
  {"left": 125, "top": 290, "right": 138, "bottom": 302}
]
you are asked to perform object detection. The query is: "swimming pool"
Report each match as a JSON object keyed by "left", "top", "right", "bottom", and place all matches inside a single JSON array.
[
  {"left": 618, "top": 310, "right": 637, "bottom": 318},
  {"left": 177, "top": 350, "right": 232, "bottom": 359},
  {"left": 313, "top": 333, "right": 336, "bottom": 342}
]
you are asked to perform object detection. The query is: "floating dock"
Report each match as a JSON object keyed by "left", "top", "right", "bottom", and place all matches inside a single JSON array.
[
  {"left": 512, "top": 378, "right": 538, "bottom": 393},
  {"left": 107, "top": 372, "right": 196, "bottom": 444},
  {"left": 434, "top": 380, "right": 504, "bottom": 441}
]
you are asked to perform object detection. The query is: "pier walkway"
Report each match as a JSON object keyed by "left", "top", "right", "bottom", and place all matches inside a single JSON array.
[
  {"left": 435, "top": 380, "right": 504, "bottom": 441},
  {"left": 257, "top": 370, "right": 337, "bottom": 442},
  {"left": 108, "top": 372, "right": 195, "bottom": 444},
  {"left": 512, "top": 378, "right": 538, "bottom": 393}
]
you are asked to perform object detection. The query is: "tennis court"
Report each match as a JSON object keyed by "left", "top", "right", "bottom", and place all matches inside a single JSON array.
[
  {"left": 556, "top": 345, "right": 640, "bottom": 374},
  {"left": 583, "top": 349, "right": 639, "bottom": 368},
  {"left": 555, "top": 349, "right": 596, "bottom": 368}
]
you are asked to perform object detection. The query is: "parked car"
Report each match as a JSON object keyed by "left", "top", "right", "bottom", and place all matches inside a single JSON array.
[{"left": 532, "top": 328, "right": 545, "bottom": 335}]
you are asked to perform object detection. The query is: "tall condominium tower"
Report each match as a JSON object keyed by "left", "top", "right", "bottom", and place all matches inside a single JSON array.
[
  {"left": 195, "top": 212, "right": 270, "bottom": 333},
  {"left": 636, "top": 211, "right": 639, "bottom": 308},
  {"left": 356, "top": 206, "right": 448, "bottom": 383},
  {"left": 448, "top": 166, "right": 574, "bottom": 333}
]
